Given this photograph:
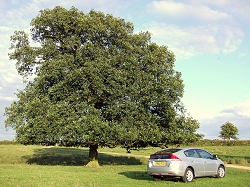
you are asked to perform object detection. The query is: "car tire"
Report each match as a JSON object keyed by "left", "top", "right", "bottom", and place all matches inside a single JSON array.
[
  {"left": 182, "top": 168, "right": 194, "bottom": 182},
  {"left": 216, "top": 165, "right": 225, "bottom": 178}
]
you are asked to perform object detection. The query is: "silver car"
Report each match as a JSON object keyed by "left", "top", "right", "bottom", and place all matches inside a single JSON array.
[{"left": 147, "top": 147, "right": 226, "bottom": 182}]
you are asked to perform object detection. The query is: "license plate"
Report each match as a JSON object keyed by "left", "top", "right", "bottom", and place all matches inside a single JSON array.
[{"left": 154, "top": 161, "right": 166, "bottom": 166}]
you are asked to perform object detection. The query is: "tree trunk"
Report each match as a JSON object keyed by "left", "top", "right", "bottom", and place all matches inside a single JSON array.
[{"left": 86, "top": 143, "right": 99, "bottom": 167}]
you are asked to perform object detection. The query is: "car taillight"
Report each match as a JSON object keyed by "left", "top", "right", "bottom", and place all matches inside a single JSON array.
[{"left": 170, "top": 154, "right": 181, "bottom": 161}]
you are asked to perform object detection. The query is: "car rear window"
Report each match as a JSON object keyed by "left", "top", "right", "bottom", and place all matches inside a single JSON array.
[{"left": 150, "top": 149, "right": 180, "bottom": 159}]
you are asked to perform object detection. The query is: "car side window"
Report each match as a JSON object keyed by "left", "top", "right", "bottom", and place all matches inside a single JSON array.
[
  {"left": 196, "top": 149, "right": 213, "bottom": 159},
  {"left": 184, "top": 149, "right": 200, "bottom": 158}
]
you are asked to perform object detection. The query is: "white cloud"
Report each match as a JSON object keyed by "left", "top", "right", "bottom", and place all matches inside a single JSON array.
[
  {"left": 149, "top": 0, "right": 250, "bottom": 24},
  {"left": 142, "top": 22, "right": 243, "bottom": 59},
  {"left": 145, "top": 0, "right": 245, "bottom": 59},
  {"left": 0, "top": 96, "right": 15, "bottom": 102},
  {"left": 143, "top": 23, "right": 203, "bottom": 58},
  {"left": 19, "top": 0, "right": 133, "bottom": 17},
  {"left": 148, "top": 0, "right": 231, "bottom": 22},
  {"left": 239, "top": 53, "right": 247, "bottom": 57},
  {"left": 221, "top": 98, "right": 250, "bottom": 118},
  {"left": 1, "top": 72, "right": 21, "bottom": 84},
  {"left": 198, "top": 98, "right": 250, "bottom": 140},
  {"left": 203, "top": 0, "right": 250, "bottom": 21}
]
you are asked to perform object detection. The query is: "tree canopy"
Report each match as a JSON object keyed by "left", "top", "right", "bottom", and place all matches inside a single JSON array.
[
  {"left": 219, "top": 122, "right": 239, "bottom": 142},
  {"left": 5, "top": 6, "right": 203, "bottom": 165}
]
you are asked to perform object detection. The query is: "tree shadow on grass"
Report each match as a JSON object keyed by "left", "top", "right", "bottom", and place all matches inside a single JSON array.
[
  {"left": 118, "top": 171, "right": 179, "bottom": 182},
  {"left": 21, "top": 147, "right": 143, "bottom": 166},
  {"left": 118, "top": 171, "right": 152, "bottom": 181}
]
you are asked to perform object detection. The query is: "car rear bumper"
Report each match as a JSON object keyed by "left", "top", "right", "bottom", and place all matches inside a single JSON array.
[
  {"left": 147, "top": 164, "right": 186, "bottom": 177},
  {"left": 147, "top": 170, "right": 185, "bottom": 177}
]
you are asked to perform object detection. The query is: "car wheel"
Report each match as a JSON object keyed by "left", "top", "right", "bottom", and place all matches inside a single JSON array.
[
  {"left": 182, "top": 168, "right": 194, "bottom": 182},
  {"left": 153, "top": 175, "right": 164, "bottom": 181},
  {"left": 216, "top": 165, "right": 225, "bottom": 178}
]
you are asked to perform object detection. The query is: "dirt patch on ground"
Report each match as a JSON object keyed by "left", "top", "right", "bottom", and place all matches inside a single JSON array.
[{"left": 226, "top": 164, "right": 250, "bottom": 170}]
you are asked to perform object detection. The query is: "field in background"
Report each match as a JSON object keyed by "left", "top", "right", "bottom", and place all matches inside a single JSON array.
[
  {"left": 1, "top": 140, "right": 250, "bottom": 166},
  {"left": 0, "top": 142, "right": 250, "bottom": 186}
]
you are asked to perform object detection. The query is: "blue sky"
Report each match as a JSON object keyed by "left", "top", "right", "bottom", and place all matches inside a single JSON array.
[{"left": 0, "top": 0, "right": 250, "bottom": 140}]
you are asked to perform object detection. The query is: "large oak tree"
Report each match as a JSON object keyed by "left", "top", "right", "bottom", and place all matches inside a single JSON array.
[{"left": 5, "top": 6, "right": 203, "bottom": 166}]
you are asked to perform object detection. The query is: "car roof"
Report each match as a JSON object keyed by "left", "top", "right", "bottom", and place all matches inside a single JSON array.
[
  {"left": 185, "top": 147, "right": 206, "bottom": 150},
  {"left": 165, "top": 147, "right": 204, "bottom": 151},
  {"left": 154, "top": 147, "right": 206, "bottom": 153}
]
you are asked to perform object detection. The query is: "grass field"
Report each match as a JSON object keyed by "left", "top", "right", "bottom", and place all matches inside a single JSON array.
[{"left": 0, "top": 144, "right": 250, "bottom": 187}]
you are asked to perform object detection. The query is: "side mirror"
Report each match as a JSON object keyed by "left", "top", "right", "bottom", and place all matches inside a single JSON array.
[{"left": 212, "top": 155, "right": 218, "bottom": 160}]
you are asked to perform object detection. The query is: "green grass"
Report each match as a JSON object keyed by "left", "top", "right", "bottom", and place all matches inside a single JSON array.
[
  {"left": 0, "top": 145, "right": 250, "bottom": 186},
  {"left": 1, "top": 164, "right": 250, "bottom": 187}
]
